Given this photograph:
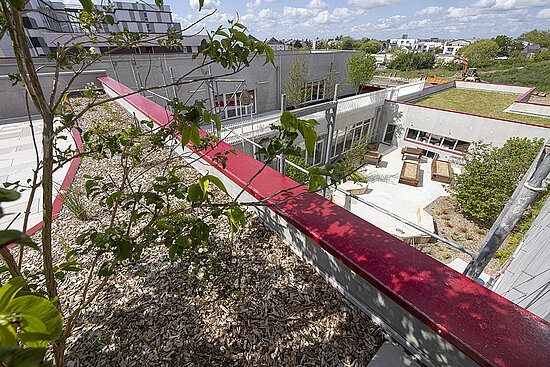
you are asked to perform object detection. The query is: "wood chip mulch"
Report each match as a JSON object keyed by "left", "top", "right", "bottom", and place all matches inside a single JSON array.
[{"left": 19, "top": 98, "right": 386, "bottom": 366}]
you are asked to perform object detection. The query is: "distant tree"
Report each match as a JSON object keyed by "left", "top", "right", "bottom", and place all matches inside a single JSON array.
[
  {"left": 340, "top": 36, "right": 355, "bottom": 50},
  {"left": 293, "top": 40, "right": 303, "bottom": 49},
  {"left": 494, "top": 35, "right": 513, "bottom": 56},
  {"left": 458, "top": 39, "right": 499, "bottom": 67},
  {"left": 360, "top": 40, "right": 382, "bottom": 54},
  {"left": 388, "top": 51, "right": 435, "bottom": 70},
  {"left": 434, "top": 46, "right": 443, "bottom": 54},
  {"left": 447, "top": 137, "right": 544, "bottom": 222},
  {"left": 283, "top": 55, "right": 309, "bottom": 108},
  {"left": 519, "top": 29, "right": 550, "bottom": 48},
  {"left": 346, "top": 52, "right": 376, "bottom": 94}
]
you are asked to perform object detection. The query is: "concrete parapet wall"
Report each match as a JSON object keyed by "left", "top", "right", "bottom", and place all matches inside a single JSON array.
[
  {"left": 397, "top": 81, "right": 456, "bottom": 103},
  {"left": 0, "top": 69, "right": 106, "bottom": 120},
  {"left": 505, "top": 101, "right": 550, "bottom": 118},
  {"left": 455, "top": 80, "right": 533, "bottom": 95}
]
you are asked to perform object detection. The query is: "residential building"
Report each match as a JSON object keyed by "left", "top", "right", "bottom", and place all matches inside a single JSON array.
[
  {"left": 266, "top": 37, "right": 288, "bottom": 51},
  {"left": 443, "top": 38, "right": 475, "bottom": 55},
  {"left": 0, "top": 0, "right": 202, "bottom": 57}
]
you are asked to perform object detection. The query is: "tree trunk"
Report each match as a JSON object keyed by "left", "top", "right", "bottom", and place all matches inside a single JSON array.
[
  {"left": 53, "top": 337, "right": 66, "bottom": 367},
  {"left": 42, "top": 115, "right": 57, "bottom": 300}
]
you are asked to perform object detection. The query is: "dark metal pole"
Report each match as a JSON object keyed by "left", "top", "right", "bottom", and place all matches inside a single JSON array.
[{"left": 464, "top": 143, "right": 550, "bottom": 280}]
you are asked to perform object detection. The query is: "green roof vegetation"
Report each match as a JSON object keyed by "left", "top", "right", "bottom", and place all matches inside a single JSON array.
[{"left": 414, "top": 88, "right": 550, "bottom": 126}]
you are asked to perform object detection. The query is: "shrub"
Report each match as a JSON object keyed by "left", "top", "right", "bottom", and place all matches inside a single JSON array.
[{"left": 447, "top": 137, "right": 543, "bottom": 222}]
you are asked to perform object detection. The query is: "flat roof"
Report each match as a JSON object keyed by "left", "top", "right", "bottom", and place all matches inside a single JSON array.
[{"left": 414, "top": 88, "right": 550, "bottom": 126}]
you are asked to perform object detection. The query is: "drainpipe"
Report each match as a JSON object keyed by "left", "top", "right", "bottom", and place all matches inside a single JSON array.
[{"left": 464, "top": 142, "right": 550, "bottom": 280}]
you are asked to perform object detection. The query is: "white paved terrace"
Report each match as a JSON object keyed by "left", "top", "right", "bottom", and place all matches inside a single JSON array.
[
  {"left": 0, "top": 119, "right": 75, "bottom": 233},
  {"left": 332, "top": 145, "right": 458, "bottom": 241}
]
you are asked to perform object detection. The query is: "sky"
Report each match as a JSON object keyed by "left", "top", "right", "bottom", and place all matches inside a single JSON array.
[{"left": 167, "top": 0, "right": 550, "bottom": 41}]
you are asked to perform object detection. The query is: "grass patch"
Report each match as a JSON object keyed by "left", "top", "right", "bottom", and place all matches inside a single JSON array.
[
  {"left": 480, "top": 60, "right": 550, "bottom": 93},
  {"left": 414, "top": 88, "right": 550, "bottom": 126}
]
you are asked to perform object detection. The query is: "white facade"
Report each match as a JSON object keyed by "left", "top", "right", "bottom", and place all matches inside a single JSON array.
[{"left": 443, "top": 39, "right": 475, "bottom": 55}]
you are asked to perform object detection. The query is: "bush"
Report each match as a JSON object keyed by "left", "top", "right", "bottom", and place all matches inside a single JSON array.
[
  {"left": 286, "top": 155, "right": 310, "bottom": 184},
  {"left": 447, "top": 137, "right": 543, "bottom": 222},
  {"left": 388, "top": 51, "right": 435, "bottom": 71}
]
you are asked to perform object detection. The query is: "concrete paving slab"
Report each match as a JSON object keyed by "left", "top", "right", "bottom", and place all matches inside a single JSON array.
[{"left": 367, "top": 342, "right": 420, "bottom": 367}]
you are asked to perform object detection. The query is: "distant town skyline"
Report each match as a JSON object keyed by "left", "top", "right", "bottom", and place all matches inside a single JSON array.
[{"left": 165, "top": 0, "right": 550, "bottom": 41}]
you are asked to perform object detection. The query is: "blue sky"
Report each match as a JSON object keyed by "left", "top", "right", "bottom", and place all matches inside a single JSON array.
[{"left": 167, "top": 0, "right": 550, "bottom": 40}]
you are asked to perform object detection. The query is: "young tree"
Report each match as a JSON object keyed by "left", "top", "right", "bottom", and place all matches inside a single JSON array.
[
  {"left": 0, "top": 1, "right": 355, "bottom": 365},
  {"left": 447, "top": 137, "right": 543, "bottom": 223},
  {"left": 458, "top": 39, "right": 499, "bottom": 67},
  {"left": 345, "top": 52, "right": 376, "bottom": 94},
  {"left": 283, "top": 55, "right": 309, "bottom": 108}
]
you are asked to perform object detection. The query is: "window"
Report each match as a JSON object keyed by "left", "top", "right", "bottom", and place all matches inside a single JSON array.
[
  {"left": 406, "top": 128, "right": 419, "bottom": 140},
  {"left": 303, "top": 80, "right": 325, "bottom": 103},
  {"left": 405, "top": 128, "right": 470, "bottom": 154},
  {"left": 383, "top": 124, "right": 396, "bottom": 144},
  {"left": 455, "top": 140, "right": 470, "bottom": 152},
  {"left": 215, "top": 90, "right": 256, "bottom": 120},
  {"left": 185, "top": 46, "right": 193, "bottom": 53}
]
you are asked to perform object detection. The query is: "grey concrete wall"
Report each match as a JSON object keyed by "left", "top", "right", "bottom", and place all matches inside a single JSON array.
[
  {"left": 107, "top": 86, "right": 479, "bottom": 367},
  {"left": 505, "top": 101, "right": 550, "bottom": 118},
  {"left": 0, "top": 50, "right": 357, "bottom": 116},
  {"left": 0, "top": 69, "right": 106, "bottom": 120},
  {"left": 397, "top": 81, "right": 455, "bottom": 103},
  {"left": 377, "top": 101, "right": 550, "bottom": 154},
  {"left": 455, "top": 80, "right": 533, "bottom": 95}
]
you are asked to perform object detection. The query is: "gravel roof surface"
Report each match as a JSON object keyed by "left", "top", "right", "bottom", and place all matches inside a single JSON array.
[{"left": 19, "top": 98, "right": 385, "bottom": 366}]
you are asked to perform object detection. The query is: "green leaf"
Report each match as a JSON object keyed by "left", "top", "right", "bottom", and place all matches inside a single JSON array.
[
  {"left": 0, "top": 278, "right": 25, "bottom": 312},
  {"left": 6, "top": 347, "right": 45, "bottom": 367},
  {"left": 0, "top": 325, "right": 17, "bottom": 347},
  {"left": 264, "top": 44, "right": 275, "bottom": 65},
  {"left": 189, "top": 126, "right": 201, "bottom": 146},
  {"left": 0, "top": 189, "right": 20, "bottom": 202},
  {"left": 7, "top": 0, "right": 25, "bottom": 10},
  {"left": 181, "top": 126, "right": 191, "bottom": 146},
  {"left": 187, "top": 184, "right": 204, "bottom": 205},
  {"left": 280, "top": 111, "right": 298, "bottom": 132},
  {"left": 79, "top": 0, "right": 94, "bottom": 12},
  {"left": 202, "top": 175, "right": 227, "bottom": 194},
  {"left": 0, "top": 231, "right": 38, "bottom": 251},
  {"left": 202, "top": 110, "right": 211, "bottom": 125},
  {"left": 98, "top": 261, "right": 114, "bottom": 277},
  {"left": 212, "top": 114, "right": 221, "bottom": 131},
  {"left": 299, "top": 124, "right": 318, "bottom": 157},
  {"left": 5, "top": 296, "right": 63, "bottom": 347}
]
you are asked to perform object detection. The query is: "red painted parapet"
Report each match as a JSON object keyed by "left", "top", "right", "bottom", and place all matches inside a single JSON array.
[{"left": 98, "top": 76, "right": 550, "bottom": 367}]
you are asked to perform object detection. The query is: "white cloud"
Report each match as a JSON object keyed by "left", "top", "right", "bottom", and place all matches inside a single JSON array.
[
  {"left": 306, "top": 7, "right": 358, "bottom": 25},
  {"left": 347, "top": 0, "right": 401, "bottom": 10},
  {"left": 283, "top": 6, "right": 316, "bottom": 18},
  {"left": 415, "top": 6, "right": 443, "bottom": 16},
  {"left": 258, "top": 8, "right": 281, "bottom": 19},
  {"left": 473, "top": 0, "right": 548, "bottom": 10},
  {"left": 189, "top": 0, "right": 220, "bottom": 11},
  {"left": 307, "top": 0, "right": 328, "bottom": 9},
  {"left": 536, "top": 8, "right": 550, "bottom": 18}
]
